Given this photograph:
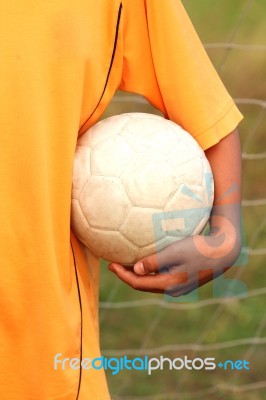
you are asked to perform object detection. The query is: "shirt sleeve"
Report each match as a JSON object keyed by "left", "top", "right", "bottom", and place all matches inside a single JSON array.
[{"left": 119, "top": 0, "right": 243, "bottom": 150}]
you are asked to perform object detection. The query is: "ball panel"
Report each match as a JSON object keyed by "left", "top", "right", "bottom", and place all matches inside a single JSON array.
[
  {"left": 155, "top": 235, "right": 182, "bottom": 253},
  {"left": 78, "top": 176, "right": 131, "bottom": 229},
  {"left": 163, "top": 183, "right": 213, "bottom": 237},
  {"left": 71, "top": 207, "right": 139, "bottom": 265},
  {"left": 91, "top": 135, "right": 134, "bottom": 177},
  {"left": 121, "top": 156, "right": 177, "bottom": 209},
  {"left": 119, "top": 207, "right": 165, "bottom": 247},
  {"left": 166, "top": 119, "right": 205, "bottom": 151},
  {"left": 165, "top": 184, "right": 203, "bottom": 211},
  {"left": 171, "top": 157, "right": 204, "bottom": 187},
  {"left": 125, "top": 112, "right": 163, "bottom": 120},
  {"left": 85, "top": 114, "right": 130, "bottom": 148},
  {"left": 201, "top": 157, "right": 214, "bottom": 205},
  {"left": 71, "top": 199, "right": 91, "bottom": 244},
  {"left": 120, "top": 122, "right": 180, "bottom": 156},
  {"left": 137, "top": 235, "right": 179, "bottom": 260},
  {"left": 84, "top": 228, "right": 139, "bottom": 265},
  {"left": 72, "top": 146, "right": 91, "bottom": 200},
  {"left": 168, "top": 142, "right": 202, "bottom": 171},
  {"left": 137, "top": 243, "right": 157, "bottom": 261}
]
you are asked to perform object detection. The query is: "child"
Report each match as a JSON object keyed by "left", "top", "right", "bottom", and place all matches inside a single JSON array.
[{"left": 0, "top": 1, "right": 243, "bottom": 399}]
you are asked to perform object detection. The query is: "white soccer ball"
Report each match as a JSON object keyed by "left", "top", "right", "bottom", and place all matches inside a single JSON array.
[{"left": 71, "top": 113, "right": 214, "bottom": 266}]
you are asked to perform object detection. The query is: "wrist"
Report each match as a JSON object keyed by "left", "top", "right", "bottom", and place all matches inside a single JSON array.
[
  {"left": 194, "top": 216, "right": 242, "bottom": 267},
  {"left": 209, "top": 213, "right": 242, "bottom": 267}
]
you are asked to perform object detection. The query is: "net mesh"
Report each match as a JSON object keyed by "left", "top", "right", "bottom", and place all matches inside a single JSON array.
[{"left": 99, "top": 1, "right": 266, "bottom": 398}]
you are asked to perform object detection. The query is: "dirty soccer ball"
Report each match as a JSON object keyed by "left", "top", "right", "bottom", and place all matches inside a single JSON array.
[{"left": 71, "top": 113, "right": 214, "bottom": 266}]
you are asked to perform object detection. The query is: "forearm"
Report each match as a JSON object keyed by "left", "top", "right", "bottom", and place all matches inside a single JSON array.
[
  {"left": 204, "top": 129, "right": 242, "bottom": 262},
  {"left": 205, "top": 128, "right": 242, "bottom": 205}
]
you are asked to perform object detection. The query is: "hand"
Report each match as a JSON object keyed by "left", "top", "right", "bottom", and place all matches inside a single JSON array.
[
  {"left": 108, "top": 208, "right": 242, "bottom": 297},
  {"left": 109, "top": 129, "right": 242, "bottom": 297}
]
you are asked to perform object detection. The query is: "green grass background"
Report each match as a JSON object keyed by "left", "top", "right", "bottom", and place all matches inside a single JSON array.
[{"left": 98, "top": 1, "right": 266, "bottom": 399}]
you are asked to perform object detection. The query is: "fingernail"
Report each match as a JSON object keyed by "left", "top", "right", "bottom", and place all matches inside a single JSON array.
[{"left": 134, "top": 261, "right": 145, "bottom": 275}]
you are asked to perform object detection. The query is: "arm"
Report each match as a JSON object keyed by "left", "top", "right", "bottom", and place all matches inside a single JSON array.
[
  {"left": 108, "top": 128, "right": 242, "bottom": 296},
  {"left": 203, "top": 128, "right": 242, "bottom": 263}
]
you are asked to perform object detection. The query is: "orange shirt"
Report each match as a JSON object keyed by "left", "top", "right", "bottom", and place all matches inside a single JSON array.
[{"left": 0, "top": 0, "right": 242, "bottom": 399}]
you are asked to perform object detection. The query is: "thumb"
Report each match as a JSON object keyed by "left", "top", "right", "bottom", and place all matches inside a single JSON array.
[{"left": 134, "top": 253, "right": 158, "bottom": 275}]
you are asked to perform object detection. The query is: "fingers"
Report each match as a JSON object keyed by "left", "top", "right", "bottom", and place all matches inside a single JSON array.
[
  {"left": 133, "top": 253, "right": 158, "bottom": 275},
  {"left": 108, "top": 231, "right": 235, "bottom": 297},
  {"left": 108, "top": 262, "right": 189, "bottom": 293},
  {"left": 133, "top": 239, "right": 186, "bottom": 276}
]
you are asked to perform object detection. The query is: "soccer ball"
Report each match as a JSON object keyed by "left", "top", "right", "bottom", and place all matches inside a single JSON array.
[{"left": 71, "top": 113, "right": 214, "bottom": 266}]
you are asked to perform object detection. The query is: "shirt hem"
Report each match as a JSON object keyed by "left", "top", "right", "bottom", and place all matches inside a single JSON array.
[{"left": 193, "top": 99, "right": 244, "bottom": 150}]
